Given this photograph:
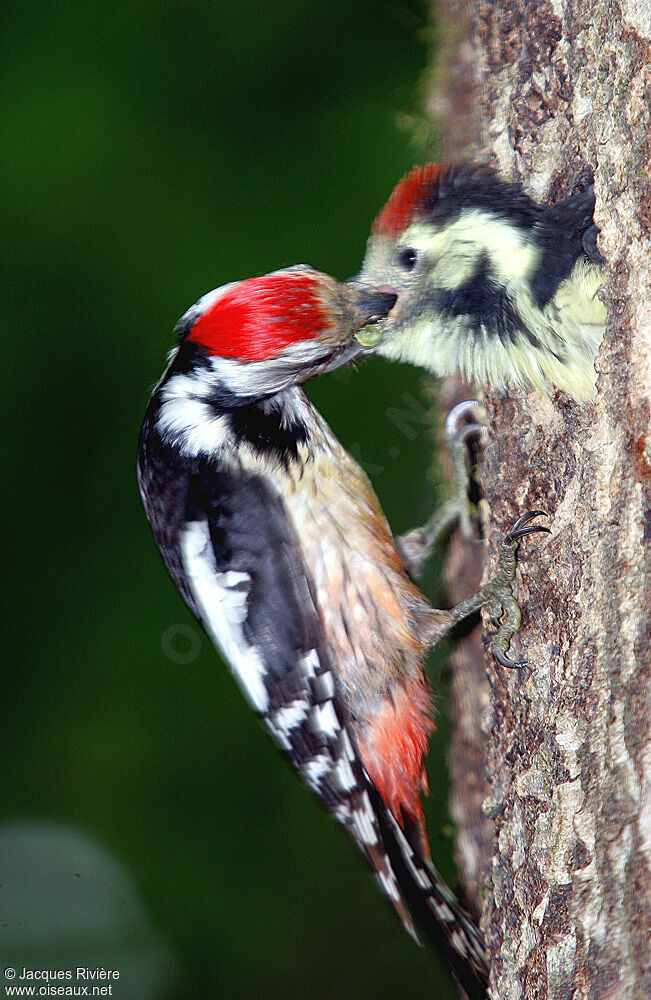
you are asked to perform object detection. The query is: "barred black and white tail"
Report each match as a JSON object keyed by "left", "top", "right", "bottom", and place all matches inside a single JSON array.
[{"left": 367, "top": 784, "right": 489, "bottom": 1000}]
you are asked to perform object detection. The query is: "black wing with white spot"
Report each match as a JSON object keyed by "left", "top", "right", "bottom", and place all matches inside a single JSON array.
[{"left": 172, "top": 461, "right": 418, "bottom": 935}]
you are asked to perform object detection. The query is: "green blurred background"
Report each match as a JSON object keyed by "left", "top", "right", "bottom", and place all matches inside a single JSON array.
[{"left": 1, "top": 2, "right": 459, "bottom": 997}]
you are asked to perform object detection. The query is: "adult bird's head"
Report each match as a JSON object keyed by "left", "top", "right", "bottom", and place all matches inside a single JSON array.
[{"left": 174, "top": 265, "right": 396, "bottom": 401}]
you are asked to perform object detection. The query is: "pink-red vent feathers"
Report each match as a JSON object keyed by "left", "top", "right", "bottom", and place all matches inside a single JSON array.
[{"left": 359, "top": 682, "right": 434, "bottom": 859}]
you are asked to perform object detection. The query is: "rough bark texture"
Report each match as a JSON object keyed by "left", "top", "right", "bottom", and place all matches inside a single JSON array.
[{"left": 429, "top": 1, "right": 650, "bottom": 997}]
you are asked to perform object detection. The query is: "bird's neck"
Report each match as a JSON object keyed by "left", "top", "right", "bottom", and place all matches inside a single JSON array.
[{"left": 153, "top": 345, "right": 313, "bottom": 463}]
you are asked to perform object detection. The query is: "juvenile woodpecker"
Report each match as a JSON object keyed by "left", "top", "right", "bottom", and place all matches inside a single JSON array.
[
  {"left": 357, "top": 162, "right": 606, "bottom": 401},
  {"left": 138, "top": 265, "right": 548, "bottom": 997}
]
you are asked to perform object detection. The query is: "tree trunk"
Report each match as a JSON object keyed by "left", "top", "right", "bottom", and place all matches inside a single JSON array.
[{"left": 429, "top": 2, "right": 650, "bottom": 997}]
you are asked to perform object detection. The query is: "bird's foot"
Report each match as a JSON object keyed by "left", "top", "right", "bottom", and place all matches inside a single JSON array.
[
  {"left": 444, "top": 399, "right": 487, "bottom": 542},
  {"left": 397, "top": 400, "right": 487, "bottom": 578}
]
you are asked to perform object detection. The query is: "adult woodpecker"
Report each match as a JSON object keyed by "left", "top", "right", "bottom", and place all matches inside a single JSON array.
[
  {"left": 138, "top": 265, "right": 548, "bottom": 998},
  {"left": 356, "top": 162, "right": 606, "bottom": 401}
]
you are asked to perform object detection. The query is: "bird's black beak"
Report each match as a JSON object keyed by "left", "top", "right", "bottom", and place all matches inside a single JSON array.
[
  {"left": 357, "top": 288, "right": 398, "bottom": 324},
  {"left": 348, "top": 279, "right": 397, "bottom": 325},
  {"left": 347, "top": 282, "right": 397, "bottom": 350}
]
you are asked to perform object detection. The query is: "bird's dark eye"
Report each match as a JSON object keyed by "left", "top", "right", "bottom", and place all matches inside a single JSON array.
[{"left": 397, "top": 247, "right": 418, "bottom": 271}]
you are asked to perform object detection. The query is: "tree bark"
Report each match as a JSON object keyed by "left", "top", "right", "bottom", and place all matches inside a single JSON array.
[{"left": 428, "top": 1, "right": 650, "bottom": 997}]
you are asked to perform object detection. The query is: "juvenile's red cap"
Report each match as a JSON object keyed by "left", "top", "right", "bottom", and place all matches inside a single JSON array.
[
  {"left": 187, "top": 270, "right": 328, "bottom": 361},
  {"left": 372, "top": 162, "right": 448, "bottom": 237}
]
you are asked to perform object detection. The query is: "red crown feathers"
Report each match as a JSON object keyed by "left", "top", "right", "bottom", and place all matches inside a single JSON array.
[
  {"left": 372, "top": 162, "right": 447, "bottom": 237},
  {"left": 187, "top": 271, "right": 328, "bottom": 361}
]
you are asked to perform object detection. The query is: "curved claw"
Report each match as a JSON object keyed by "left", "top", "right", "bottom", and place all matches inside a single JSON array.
[
  {"left": 457, "top": 422, "right": 489, "bottom": 446},
  {"left": 505, "top": 510, "right": 550, "bottom": 545},
  {"left": 444, "top": 399, "right": 481, "bottom": 436},
  {"left": 493, "top": 646, "right": 528, "bottom": 670},
  {"left": 444, "top": 399, "right": 488, "bottom": 445},
  {"left": 509, "top": 524, "right": 552, "bottom": 542}
]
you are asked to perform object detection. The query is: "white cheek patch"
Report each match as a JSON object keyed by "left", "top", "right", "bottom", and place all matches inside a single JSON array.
[
  {"left": 206, "top": 341, "right": 325, "bottom": 399},
  {"left": 158, "top": 373, "right": 232, "bottom": 456},
  {"left": 157, "top": 395, "right": 231, "bottom": 456},
  {"left": 181, "top": 521, "right": 269, "bottom": 713},
  {"left": 403, "top": 211, "right": 541, "bottom": 284}
]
